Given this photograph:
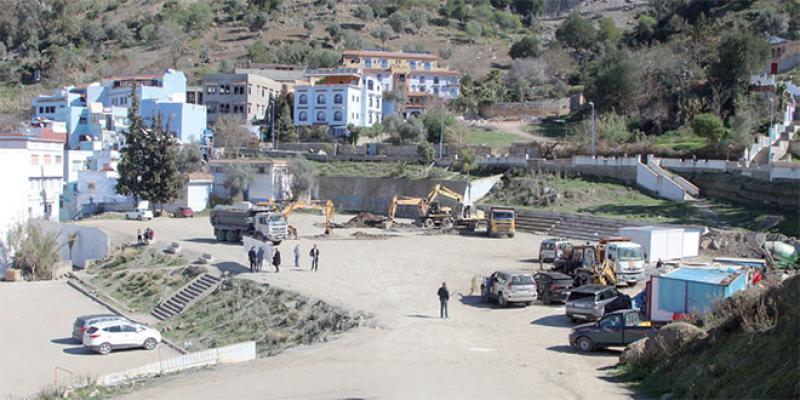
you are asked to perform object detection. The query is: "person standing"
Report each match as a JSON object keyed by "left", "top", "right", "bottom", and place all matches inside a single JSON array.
[
  {"left": 309, "top": 244, "right": 320, "bottom": 272},
  {"left": 438, "top": 282, "right": 450, "bottom": 319},
  {"left": 655, "top": 258, "right": 664, "bottom": 270},
  {"left": 256, "top": 246, "right": 265, "bottom": 273},
  {"left": 293, "top": 244, "right": 301, "bottom": 269},
  {"left": 136, "top": 229, "right": 143, "bottom": 246},
  {"left": 247, "top": 246, "right": 257, "bottom": 273},
  {"left": 272, "top": 248, "right": 281, "bottom": 273}
]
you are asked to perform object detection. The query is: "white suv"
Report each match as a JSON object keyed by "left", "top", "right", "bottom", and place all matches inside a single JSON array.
[
  {"left": 126, "top": 209, "right": 154, "bottom": 220},
  {"left": 83, "top": 320, "right": 161, "bottom": 355}
]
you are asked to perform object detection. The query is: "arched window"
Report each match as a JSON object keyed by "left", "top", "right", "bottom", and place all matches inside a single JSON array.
[
  {"left": 298, "top": 111, "right": 307, "bottom": 121},
  {"left": 367, "top": 80, "right": 374, "bottom": 90},
  {"left": 299, "top": 94, "right": 308, "bottom": 104},
  {"left": 334, "top": 93, "right": 343, "bottom": 104},
  {"left": 334, "top": 111, "right": 343, "bottom": 121},
  {"left": 317, "top": 94, "right": 326, "bottom": 104},
  {"left": 316, "top": 111, "right": 326, "bottom": 121}
]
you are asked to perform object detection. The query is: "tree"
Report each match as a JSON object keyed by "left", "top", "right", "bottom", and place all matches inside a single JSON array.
[
  {"left": 398, "top": 116, "right": 426, "bottom": 143},
  {"left": 11, "top": 222, "right": 62, "bottom": 280},
  {"left": 180, "top": 2, "right": 214, "bottom": 37},
  {"left": 247, "top": 41, "right": 270, "bottom": 63},
  {"left": 371, "top": 27, "right": 391, "bottom": 45},
  {"left": 213, "top": 116, "right": 252, "bottom": 156},
  {"left": 505, "top": 58, "right": 548, "bottom": 101},
  {"left": 510, "top": 35, "right": 541, "bottom": 59},
  {"left": 422, "top": 108, "right": 457, "bottom": 143},
  {"left": 633, "top": 15, "right": 657, "bottom": 45},
  {"left": 555, "top": 13, "right": 596, "bottom": 53},
  {"left": 597, "top": 17, "right": 622, "bottom": 44},
  {"left": 458, "top": 148, "right": 477, "bottom": 176},
  {"left": 443, "top": 0, "right": 468, "bottom": 22},
  {"left": 223, "top": 0, "right": 248, "bottom": 23},
  {"left": 585, "top": 47, "right": 642, "bottom": 114},
  {"left": 410, "top": 8, "right": 429, "bottom": 29},
  {"left": 288, "top": 157, "right": 316, "bottom": 200},
  {"left": 306, "top": 49, "right": 341, "bottom": 68},
  {"left": 224, "top": 163, "right": 251, "bottom": 200},
  {"left": 343, "top": 31, "right": 370, "bottom": 50},
  {"left": 247, "top": 12, "right": 270, "bottom": 33},
  {"left": 691, "top": 113, "right": 726, "bottom": 143},
  {"left": 711, "top": 33, "right": 769, "bottom": 117},
  {"left": 354, "top": 5, "right": 374, "bottom": 21},
  {"left": 388, "top": 12, "right": 409, "bottom": 34},
  {"left": 177, "top": 143, "right": 204, "bottom": 173},
  {"left": 325, "top": 24, "right": 343, "bottom": 46},
  {"left": 417, "top": 141, "right": 436, "bottom": 163},
  {"left": 157, "top": 21, "right": 187, "bottom": 68}
]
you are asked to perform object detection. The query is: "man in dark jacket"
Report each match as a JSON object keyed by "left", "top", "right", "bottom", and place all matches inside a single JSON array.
[
  {"left": 247, "top": 246, "right": 257, "bottom": 273},
  {"left": 309, "top": 244, "right": 320, "bottom": 272},
  {"left": 272, "top": 248, "right": 281, "bottom": 273},
  {"left": 437, "top": 282, "right": 450, "bottom": 319}
]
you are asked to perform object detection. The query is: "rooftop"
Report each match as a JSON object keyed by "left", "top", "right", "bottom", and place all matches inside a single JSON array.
[
  {"left": 343, "top": 50, "right": 439, "bottom": 61},
  {"left": 208, "top": 158, "right": 287, "bottom": 167},
  {"left": 663, "top": 267, "right": 743, "bottom": 286}
]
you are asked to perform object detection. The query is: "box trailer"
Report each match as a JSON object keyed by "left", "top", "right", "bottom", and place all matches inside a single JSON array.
[
  {"left": 647, "top": 266, "right": 747, "bottom": 323},
  {"left": 618, "top": 226, "right": 699, "bottom": 263}
]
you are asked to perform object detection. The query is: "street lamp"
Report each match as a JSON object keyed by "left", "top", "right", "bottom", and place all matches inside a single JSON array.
[
  {"left": 589, "top": 101, "right": 596, "bottom": 158},
  {"left": 768, "top": 97, "right": 775, "bottom": 164}
]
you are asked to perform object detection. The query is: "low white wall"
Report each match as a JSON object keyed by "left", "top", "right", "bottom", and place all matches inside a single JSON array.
[
  {"left": 572, "top": 155, "right": 640, "bottom": 167},
  {"left": 37, "top": 221, "right": 110, "bottom": 268},
  {"left": 464, "top": 175, "right": 502, "bottom": 206},
  {"left": 771, "top": 165, "right": 800, "bottom": 180},
  {"left": 98, "top": 341, "right": 256, "bottom": 387},
  {"left": 636, "top": 164, "right": 686, "bottom": 201}
]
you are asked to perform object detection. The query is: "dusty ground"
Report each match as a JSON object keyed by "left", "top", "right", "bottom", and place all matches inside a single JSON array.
[
  {"left": 0, "top": 281, "right": 179, "bottom": 399},
  {"left": 78, "top": 214, "right": 643, "bottom": 399}
]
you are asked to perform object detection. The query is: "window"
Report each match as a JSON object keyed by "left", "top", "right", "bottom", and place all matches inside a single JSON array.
[
  {"left": 248, "top": 85, "right": 252, "bottom": 95},
  {"left": 434, "top": 87, "right": 439, "bottom": 95},
  {"left": 409, "top": 61, "right": 417, "bottom": 69},
  {"left": 381, "top": 59, "right": 389, "bottom": 68},
  {"left": 599, "top": 314, "right": 623, "bottom": 328},
  {"left": 368, "top": 113, "right": 373, "bottom": 123},
  {"left": 105, "top": 325, "right": 122, "bottom": 333},
  {"left": 298, "top": 111, "right": 307, "bottom": 121},
  {"left": 334, "top": 93, "right": 343, "bottom": 104},
  {"left": 317, "top": 94, "right": 326, "bottom": 104},
  {"left": 38, "top": 107, "right": 43, "bottom": 114},
  {"left": 334, "top": 111, "right": 343, "bottom": 121},
  {"left": 44, "top": 155, "right": 51, "bottom": 165},
  {"left": 121, "top": 325, "right": 138, "bottom": 333},
  {"left": 55, "top": 155, "right": 62, "bottom": 164},
  {"left": 299, "top": 94, "right": 308, "bottom": 104},
  {"left": 206, "top": 86, "right": 215, "bottom": 94},
  {"left": 433, "top": 77, "right": 439, "bottom": 84},
  {"left": 369, "top": 97, "right": 373, "bottom": 107},
  {"left": 31, "top": 154, "right": 39, "bottom": 165},
  {"left": 367, "top": 80, "right": 374, "bottom": 90},
  {"left": 365, "top": 59, "right": 373, "bottom": 67},
  {"left": 316, "top": 111, "right": 326, "bottom": 121},
  {"left": 424, "top": 62, "right": 431, "bottom": 70},
  {"left": 377, "top": 98, "right": 380, "bottom": 108}
]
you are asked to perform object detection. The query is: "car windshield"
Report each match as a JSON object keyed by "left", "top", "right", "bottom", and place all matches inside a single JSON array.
[
  {"left": 492, "top": 211, "right": 514, "bottom": 220},
  {"left": 268, "top": 214, "right": 284, "bottom": 222},
  {"left": 541, "top": 242, "right": 554, "bottom": 250},
  {"left": 511, "top": 275, "right": 533, "bottom": 285},
  {"left": 618, "top": 247, "right": 643, "bottom": 261}
]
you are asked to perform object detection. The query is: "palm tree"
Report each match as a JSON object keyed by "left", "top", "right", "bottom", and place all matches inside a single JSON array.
[{"left": 14, "top": 223, "right": 63, "bottom": 280}]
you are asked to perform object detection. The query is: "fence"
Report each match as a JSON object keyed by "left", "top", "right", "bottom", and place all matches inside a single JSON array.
[{"left": 97, "top": 341, "right": 256, "bottom": 387}]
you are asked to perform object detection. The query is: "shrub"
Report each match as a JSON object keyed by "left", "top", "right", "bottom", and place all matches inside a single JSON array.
[
  {"left": 247, "top": 41, "right": 270, "bottom": 63},
  {"left": 354, "top": 5, "right": 374, "bottom": 21},
  {"left": 691, "top": 113, "right": 727, "bottom": 143},
  {"left": 409, "top": 8, "right": 429, "bottom": 29},
  {"left": 510, "top": 34, "right": 541, "bottom": 59},
  {"left": 388, "top": 12, "right": 409, "bottom": 34},
  {"left": 417, "top": 141, "right": 436, "bottom": 162}
]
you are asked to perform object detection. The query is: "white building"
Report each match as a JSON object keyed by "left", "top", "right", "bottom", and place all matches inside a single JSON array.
[
  {"left": 167, "top": 172, "right": 213, "bottom": 212},
  {"left": 208, "top": 159, "right": 290, "bottom": 203},
  {"left": 0, "top": 122, "right": 67, "bottom": 242},
  {"left": 293, "top": 69, "right": 382, "bottom": 134}
]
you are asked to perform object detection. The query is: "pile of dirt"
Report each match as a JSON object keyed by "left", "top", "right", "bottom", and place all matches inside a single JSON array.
[
  {"left": 619, "top": 276, "right": 800, "bottom": 399},
  {"left": 351, "top": 231, "right": 396, "bottom": 240},
  {"left": 337, "top": 212, "right": 392, "bottom": 229},
  {"left": 699, "top": 228, "right": 767, "bottom": 258},
  {"left": 161, "top": 279, "right": 370, "bottom": 357}
]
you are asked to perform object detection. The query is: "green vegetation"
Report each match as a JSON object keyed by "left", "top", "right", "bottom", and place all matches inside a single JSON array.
[
  {"left": 619, "top": 276, "right": 799, "bottom": 399},
  {"left": 463, "top": 127, "right": 521, "bottom": 146},
  {"left": 159, "top": 279, "right": 366, "bottom": 356},
  {"left": 310, "top": 161, "right": 464, "bottom": 181},
  {"left": 86, "top": 247, "right": 193, "bottom": 313},
  {"left": 483, "top": 171, "right": 798, "bottom": 236}
]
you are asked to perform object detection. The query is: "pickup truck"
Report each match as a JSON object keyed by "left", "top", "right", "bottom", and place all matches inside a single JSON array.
[{"left": 568, "top": 309, "right": 657, "bottom": 353}]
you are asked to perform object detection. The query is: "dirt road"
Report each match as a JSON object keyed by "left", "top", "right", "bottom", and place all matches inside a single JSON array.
[{"left": 82, "top": 215, "right": 641, "bottom": 399}]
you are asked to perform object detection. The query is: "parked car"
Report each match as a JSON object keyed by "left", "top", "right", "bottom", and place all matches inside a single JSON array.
[
  {"left": 533, "top": 271, "right": 574, "bottom": 304},
  {"left": 569, "top": 309, "right": 658, "bottom": 352},
  {"left": 483, "top": 270, "right": 537, "bottom": 307},
  {"left": 126, "top": 209, "right": 154, "bottom": 220},
  {"left": 83, "top": 320, "right": 161, "bottom": 355},
  {"left": 72, "top": 314, "right": 129, "bottom": 342},
  {"left": 173, "top": 206, "right": 195, "bottom": 218},
  {"left": 565, "top": 285, "right": 625, "bottom": 322},
  {"left": 539, "top": 239, "right": 571, "bottom": 266}
]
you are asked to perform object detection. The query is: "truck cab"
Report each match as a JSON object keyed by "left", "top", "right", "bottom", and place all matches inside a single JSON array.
[
  {"left": 487, "top": 207, "right": 515, "bottom": 238},
  {"left": 603, "top": 241, "right": 645, "bottom": 285},
  {"left": 569, "top": 309, "right": 657, "bottom": 352},
  {"left": 252, "top": 212, "right": 288, "bottom": 244}
]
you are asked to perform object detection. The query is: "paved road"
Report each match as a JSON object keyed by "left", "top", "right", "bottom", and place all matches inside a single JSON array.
[
  {"left": 0, "top": 281, "right": 179, "bottom": 399},
  {"left": 81, "top": 214, "right": 643, "bottom": 399}
]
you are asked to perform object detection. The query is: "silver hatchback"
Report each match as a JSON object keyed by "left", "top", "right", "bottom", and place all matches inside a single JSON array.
[{"left": 484, "top": 270, "right": 538, "bottom": 307}]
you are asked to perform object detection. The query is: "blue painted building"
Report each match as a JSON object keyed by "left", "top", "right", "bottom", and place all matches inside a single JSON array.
[{"left": 648, "top": 266, "right": 748, "bottom": 322}]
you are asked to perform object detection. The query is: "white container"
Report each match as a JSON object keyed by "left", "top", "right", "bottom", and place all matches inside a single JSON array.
[{"left": 619, "top": 226, "right": 698, "bottom": 262}]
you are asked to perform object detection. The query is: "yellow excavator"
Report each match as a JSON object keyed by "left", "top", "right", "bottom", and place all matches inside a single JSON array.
[
  {"left": 282, "top": 200, "right": 335, "bottom": 239},
  {"left": 388, "top": 184, "right": 485, "bottom": 230}
]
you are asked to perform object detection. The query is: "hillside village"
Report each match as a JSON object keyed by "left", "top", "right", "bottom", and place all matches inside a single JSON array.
[{"left": 0, "top": 1, "right": 799, "bottom": 399}]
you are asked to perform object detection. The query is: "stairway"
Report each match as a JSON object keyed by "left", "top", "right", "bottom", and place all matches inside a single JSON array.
[
  {"left": 151, "top": 273, "right": 222, "bottom": 321},
  {"left": 514, "top": 210, "right": 645, "bottom": 242}
]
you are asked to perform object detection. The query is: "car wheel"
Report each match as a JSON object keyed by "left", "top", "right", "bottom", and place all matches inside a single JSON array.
[
  {"left": 498, "top": 293, "right": 507, "bottom": 307},
  {"left": 441, "top": 218, "right": 453, "bottom": 230},
  {"left": 98, "top": 342, "right": 112, "bottom": 355},
  {"left": 137, "top": 215, "right": 143, "bottom": 221},
  {"left": 423, "top": 218, "right": 434, "bottom": 229},
  {"left": 576, "top": 337, "right": 594, "bottom": 353},
  {"left": 143, "top": 338, "right": 157, "bottom": 350}
]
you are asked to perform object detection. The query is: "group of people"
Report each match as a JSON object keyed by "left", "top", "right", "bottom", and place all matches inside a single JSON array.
[
  {"left": 136, "top": 227, "right": 155, "bottom": 246},
  {"left": 248, "top": 243, "right": 321, "bottom": 273}
]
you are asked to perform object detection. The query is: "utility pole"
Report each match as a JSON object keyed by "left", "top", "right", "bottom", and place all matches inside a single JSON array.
[
  {"left": 768, "top": 97, "right": 775, "bottom": 164},
  {"left": 439, "top": 100, "right": 444, "bottom": 160},
  {"left": 589, "top": 101, "right": 596, "bottom": 158},
  {"left": 270, "top": 96, "right": 276, "bottom": 149}
]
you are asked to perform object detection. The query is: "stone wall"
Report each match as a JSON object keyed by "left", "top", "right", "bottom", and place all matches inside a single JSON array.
[{"left": 478, "top": 98, "right": 571, "bottom": 119}]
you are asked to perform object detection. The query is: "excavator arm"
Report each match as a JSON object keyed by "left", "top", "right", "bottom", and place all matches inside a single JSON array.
[
  {"left": 282, "top": 200, "right": 335, "bottom": 236},
  {"left": 388, "top": 196, "right": 426, "bottom": 220}
]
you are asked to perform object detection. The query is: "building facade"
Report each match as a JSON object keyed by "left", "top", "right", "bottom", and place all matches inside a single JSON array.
[
  {"left": 0, "top": 122, "right": 67, "bottom": 238},
  {"left": 293, "top": 69, "right": 383, "bottom": 132},
  {"left": 208, "top": 159, "right": 290, "bottom": 202},
  {"left": 202, "top": 73, "right": 283, "bottom": 124}
]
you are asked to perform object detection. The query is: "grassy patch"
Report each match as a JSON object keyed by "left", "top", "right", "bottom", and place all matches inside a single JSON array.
[
  {"left": 159, "top": 279, "right": 367, "bottom": 356},
  {"left": 311, "top": 160, "right": 465, "bottom": 180},
  {"left": 462, "top": 126, "right": 522, "bottom": 146},
  {"left": 652, "top": 131, "right": 708, "bottom": 152},
  {"left": 86, "top": 248, "right": 194, "bottom": 313}
]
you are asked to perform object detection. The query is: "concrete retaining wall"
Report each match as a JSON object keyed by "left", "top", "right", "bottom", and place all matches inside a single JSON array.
[{"left": 97, "top": 341, "right": 256, "bottom": 387}]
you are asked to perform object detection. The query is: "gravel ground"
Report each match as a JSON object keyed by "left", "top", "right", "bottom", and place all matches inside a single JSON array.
[{"left": 79, "top": 214, "right": 644, "bottom": 399}]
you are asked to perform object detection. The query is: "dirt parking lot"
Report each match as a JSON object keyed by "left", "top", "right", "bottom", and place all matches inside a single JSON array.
[
  {"left": 0, "top": 281, "right": 179, "bottom": 399},
  {"left": 79, "top": 214, "right": 643, "bottom": 399}
]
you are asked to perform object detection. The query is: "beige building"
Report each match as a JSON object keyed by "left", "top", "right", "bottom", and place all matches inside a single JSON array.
[{"left": 202, "top": 73, "right": 283, "bottom": 124}]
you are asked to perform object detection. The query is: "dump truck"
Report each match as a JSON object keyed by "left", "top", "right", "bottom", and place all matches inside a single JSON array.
[
  {"left": 487, "top": 207, "right": 515, "bottom": 238},
  {"left": 209, "top": 202, "right": 288, "bottom": 244}
]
